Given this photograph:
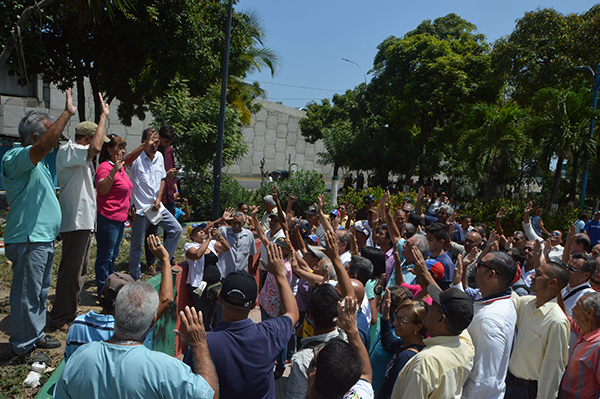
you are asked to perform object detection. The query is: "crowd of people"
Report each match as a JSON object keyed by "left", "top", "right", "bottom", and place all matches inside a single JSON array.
[{"left": 3, "top": 89, "right": 600, "bottom": 398}]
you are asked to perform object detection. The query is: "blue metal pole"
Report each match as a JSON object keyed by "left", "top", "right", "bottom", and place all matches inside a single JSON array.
[
  {"left": 212, "top": 0, "right": 234, "bottom": 221},
  {"left": 580, "top": 64, "right": 600, "bottom": 210}
]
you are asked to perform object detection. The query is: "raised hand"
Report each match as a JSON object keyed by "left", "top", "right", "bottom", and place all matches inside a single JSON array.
[
  {"left": 336, "top": 297, "right": 358, "bottom": 333},
  {"left": 174, "top": 306, "right": 206, "bottom": 348},
  {"left": 98, "top": 92, "right": 109, "bottom": 118},
  {"left": 147, "top": 234, "right": 169, "bottom": 260},
  {"left": 324, "top": 230, "right": 340, "bottom": 260},
  {"left": 265, "top": 243, "right": 286, "bottom": 277},
  {"left": 496, "top": 207, "right": 505, "bottom": 219},
  {"left": 65, "top": 88, "right": 77, "bottom": 116}
]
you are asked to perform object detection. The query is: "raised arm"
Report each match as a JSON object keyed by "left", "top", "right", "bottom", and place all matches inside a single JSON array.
[
  {"left": 381, "top": 191, "right": 401, "bottom": 243},
  {"left": 272, "top": 186, "right": 288, "bottom": 237},
  {"left": 523, "top": 202, "right": 543, "bottom": 242},
  {"left": 175, "top": 306, "right": 218, "bottom": 399},
  {"left": 30, "top": 88, "right": 77, "bottom": 165},
  {"left": 336, "top": 297, "right": 372, "bottom": 383},
  {"left": 88, "top": 92, "right": 109, "bottom": 159},
  {"left": 210, "top": 228, "right": 230, "bottom": 254},
  {"left": 415, "top": 186, "right": 425, "bottom": 218},
  {"left": 147, "top": 235, "right": 174, "bottom": 321},
  {"left": 324, "top": 230, "right": 354, "bottom": 299},
  {"left": 265, "top": 243, "right": 299, "bottom": 325},
  {"left": 316, "top": 194, "right": 335, "bottom": 234},
  {"left": 249, "top": 206, "right": 269, "bottom": 246},
  {"left": 124, "top": 130, "right": 157, "bottom": 166}
]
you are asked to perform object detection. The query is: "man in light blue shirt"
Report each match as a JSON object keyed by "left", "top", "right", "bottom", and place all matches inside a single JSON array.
[
  {"left": 55, "top": 281, "right": 217, "bottom": 399},
  {"left": 2, "top": 89, "right": 76, "bottom": 359}
]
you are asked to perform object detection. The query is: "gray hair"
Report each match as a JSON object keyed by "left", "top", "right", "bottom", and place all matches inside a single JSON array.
[
  {"left": 263, "top": 195, "right": 276, "bottom": 207},
  {"left": 114, "top": 281, "right": 159, "bottom": 341},
  {"left": 438, "top": 204, "right": 453, "bottom": 216},
  {"left": 19, "top": 110, "right": 53, "bottom": 145},
  {"left": 581, "top": 291, "right": 600, "bottom": 325},
  {"left": 412, "top": 234, "right": 430, "bottom": 258},
  {"left": 232, "top": 211, "right": 246, "bottom": 222}
]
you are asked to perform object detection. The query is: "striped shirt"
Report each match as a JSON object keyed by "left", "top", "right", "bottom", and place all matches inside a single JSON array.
[
  {"left": 65, "top": 311, "right": 114, "bottom": 360},
  {"left": 560, "top": 319, "right": 600, "bottom": 398}
]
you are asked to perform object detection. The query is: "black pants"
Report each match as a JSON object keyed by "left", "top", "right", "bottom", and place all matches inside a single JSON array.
[
  {"left": 187, "top": 283, "right": 217, "bottom": 331},
  {"left": 505, "top": 372, "right": 537, "bottom": 399}
]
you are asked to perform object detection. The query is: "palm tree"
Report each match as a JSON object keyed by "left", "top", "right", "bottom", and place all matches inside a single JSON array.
[
  {"left": 530, "top": 85, "right": 600, "bottom": 206},
  {"left": 459, "top": 102, "right": 529, "bottom": 199}
]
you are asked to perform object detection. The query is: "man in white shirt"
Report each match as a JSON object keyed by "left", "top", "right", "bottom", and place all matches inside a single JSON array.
[
  {"left": 49, "top": 96, "right": 108, "bottom": 331},
  {"left": 128, "top": 128, "right": 182, "bottom": 280},
  {"left": 458, "top": 251, "right": 517, "bottom": 399},
  {"left": 337, "top": 229, "right": 352, "bottom": 266}
]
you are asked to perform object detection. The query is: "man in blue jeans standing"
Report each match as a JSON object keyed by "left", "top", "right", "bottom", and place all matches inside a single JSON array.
[
  {"left": 2, "top": 89, "right": 76, "bottom": 360},
  {"left": 127, "top": 127, "right": 182, "bottom": 280}
]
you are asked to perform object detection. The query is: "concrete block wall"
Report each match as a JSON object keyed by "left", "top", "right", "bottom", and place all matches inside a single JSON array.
[
  {"left": 1, "top": 76, "right": 332, "bottom": 180},
  {"left": 224, "top": 98, "right": 333, "bottom": 179},
  {"left": 0, "top": 77, "right": 150, "bottom": 146}
]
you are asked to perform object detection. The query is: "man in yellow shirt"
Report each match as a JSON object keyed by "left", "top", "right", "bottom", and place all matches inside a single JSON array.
[{"left": 506, "top": 261, "right": 570, "bottom": 399}]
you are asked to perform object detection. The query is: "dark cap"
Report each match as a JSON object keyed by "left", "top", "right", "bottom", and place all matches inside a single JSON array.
[
  {"left": 274, "top": 237, "right": 287, "bottom": 248},
  {"left": 363, "top": 194, "right": 375, "bottom": 203},
  {"left": 305, "top": 205, "right": 318, "bottom": 215},
  {"left": 221, "top": 271, "right": 257, "bottom": 308},
  {"left": 100, "top": 272, "right": 135, "bottom": 309},
  {"left": 427, "top": 286, "right": 474, "bottom": 333}
]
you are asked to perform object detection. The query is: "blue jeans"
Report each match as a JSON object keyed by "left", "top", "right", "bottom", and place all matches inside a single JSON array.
[
  {"left": 6, "top": 241, "right": 54, "bottom": 355},
  {"left": 129, "top": 208, "right": 182, "bottom": 280},
  {"left": 95, "top": 213, "right": 125, "bottom": 296}
]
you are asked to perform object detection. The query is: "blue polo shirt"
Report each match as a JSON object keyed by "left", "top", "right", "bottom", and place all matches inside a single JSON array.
[
  {"left": 584, "top": 220, "right": 600, "bottom": 246},
  {"left": 184, "top": 315, "right": 293, "bottom": 399},
  {"left": 433, "top": 250, "right": 454, "bottom": 289},
  {"left": 1, "top": 144, "right": 61, "bottom": 243}
]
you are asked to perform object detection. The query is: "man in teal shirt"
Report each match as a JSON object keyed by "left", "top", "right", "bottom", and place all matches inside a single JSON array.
[{"left": 2, "top": 89, "right": 76, "bottom": 359}]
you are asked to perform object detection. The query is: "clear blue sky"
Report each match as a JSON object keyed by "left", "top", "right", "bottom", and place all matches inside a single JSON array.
[{"left": 239, "top": 0, "right": 599, "bottom": 109}]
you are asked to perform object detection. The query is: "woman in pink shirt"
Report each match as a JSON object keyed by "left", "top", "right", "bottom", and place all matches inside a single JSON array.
[{"left": 94, "top": 135, "right": 132, "bottom": 297}]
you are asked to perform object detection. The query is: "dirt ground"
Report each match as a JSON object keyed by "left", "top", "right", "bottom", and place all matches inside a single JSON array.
[{"left": 0, "top": 215, "right": 189, "bottom": 398}]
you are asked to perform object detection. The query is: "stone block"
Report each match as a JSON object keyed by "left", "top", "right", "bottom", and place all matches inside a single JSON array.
[
  {"left": 255, "top": 107, "right": 268, "bottom": 122},
  {"left": 243, "top": 127, "right": 255, "bottom": 142},
  {"left": 253, "top": 136, "right": 265, "bottom": 149},
  {"left": 276, "top": 124, "right": 287, "bottom": 138},
  {"left": 294, "top": 153, "right": 305, "bottom": 166},
  {"left": 266, "top": 114, "right": 278, "bottom": 129},
  {"left": 275, "top": 138, "right": 287, "bottom": 152},
  {"left": 240, "top": 159, "right": 252, "bottom": 173},
  {"left": 264, "top": 144, "right": 276, "bottom": 158},
  {"left": 274, "top": 152, "right": 286, "bottom": 167},
  {"left": 252, "top": 152, "right": 264, "bottom": 165},
  {"left": 254, "top": 121, "right": 267, "bottom": 136},
  {"left": 295, "top": 139, "right": 306, "bottom": 154},
  {"left": 305, "top": 146, "right": 315, "bottom": 160},
  {"left": 277, "top": 112, "right": 289, "bottom": 125},
  {"left": 265, "top": 129, "right": 276, "bottom": 143},
  {"left": 286, "top": 133, "right": 296, "bottom": 146},
  {"left": 314, "top": 140, "right": 325, "bottom": 153},
  {"left": 288, "top": 117, "right": 300, "bottom": 133},
  {"left": 4, "top": 105, "right": 24, "bottom": 129}
]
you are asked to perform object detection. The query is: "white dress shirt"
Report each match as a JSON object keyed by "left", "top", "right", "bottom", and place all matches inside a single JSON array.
[{"left": 129, "top": 151, "right": 166, "bottom": 215}]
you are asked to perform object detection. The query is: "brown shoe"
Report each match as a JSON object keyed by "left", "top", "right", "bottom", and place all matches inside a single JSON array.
[{"left": 147, "top": 264, "right": 158, "bottom": 277}]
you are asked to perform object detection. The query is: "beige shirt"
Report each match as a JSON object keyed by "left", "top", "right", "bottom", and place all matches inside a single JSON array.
[
  {"left": 392, "top": 331, "right": 475, "bottom": 399},
  {"left": 508, "top": 295, "right": 569, "bottom": 399}
]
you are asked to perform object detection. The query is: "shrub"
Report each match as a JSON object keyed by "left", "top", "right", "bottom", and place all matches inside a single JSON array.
[{"left": 256, "top": 170, "right": 330, "bottom": 215}]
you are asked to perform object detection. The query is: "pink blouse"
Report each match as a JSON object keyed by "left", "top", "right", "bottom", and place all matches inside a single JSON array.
[
  {"left": 258, "top": 259, "right": 293, "bottom": 317},
  {"left": 96, "top": 161, "right": 133, "bottom": 222}
]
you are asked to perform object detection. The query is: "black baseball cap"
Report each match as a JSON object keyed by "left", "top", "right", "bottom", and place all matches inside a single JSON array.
[
  {"left": 221, "top": 271, "right": 257, "bottom": 308},
  {"left": 427, "top": 286, "right": 474, "bottom": 332},
  {"left": 305, "top": 205, "right": 318, "bottom": 215}
]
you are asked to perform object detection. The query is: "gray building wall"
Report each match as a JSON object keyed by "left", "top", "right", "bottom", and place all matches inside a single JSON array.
[
  {"left": 224, "top": 98, "right": 333, "bottom": 179},
  {"left": 0, "top": 74, "right": 331, "bottom": 180}
]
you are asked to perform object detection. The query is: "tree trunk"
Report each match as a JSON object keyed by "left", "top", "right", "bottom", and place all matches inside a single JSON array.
[
  {"left": 549, "top": 154, "right": 565, "bottom": 207},
  {"left": 569, "top": 150, "right": 581, "bottom": 203},
  {"left": 75, "top": 59, "right": 86, "bottom": 123},
  {"left": 88, "top": 63, "right": 101, "bottom": 123}
]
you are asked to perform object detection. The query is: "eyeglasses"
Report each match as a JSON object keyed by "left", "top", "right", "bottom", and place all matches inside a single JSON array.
[
  {"left": 567, "top": 265, "right": 586, "bottom": 273},
  {"left": 391, "top": 313, "right": 417, "bottom": 326},
  {"left": 550, "top": 231, "right": 561, "bottom": 237},
  {"left": 476, "top": 260, "right": 496, "bottom": 273}
]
